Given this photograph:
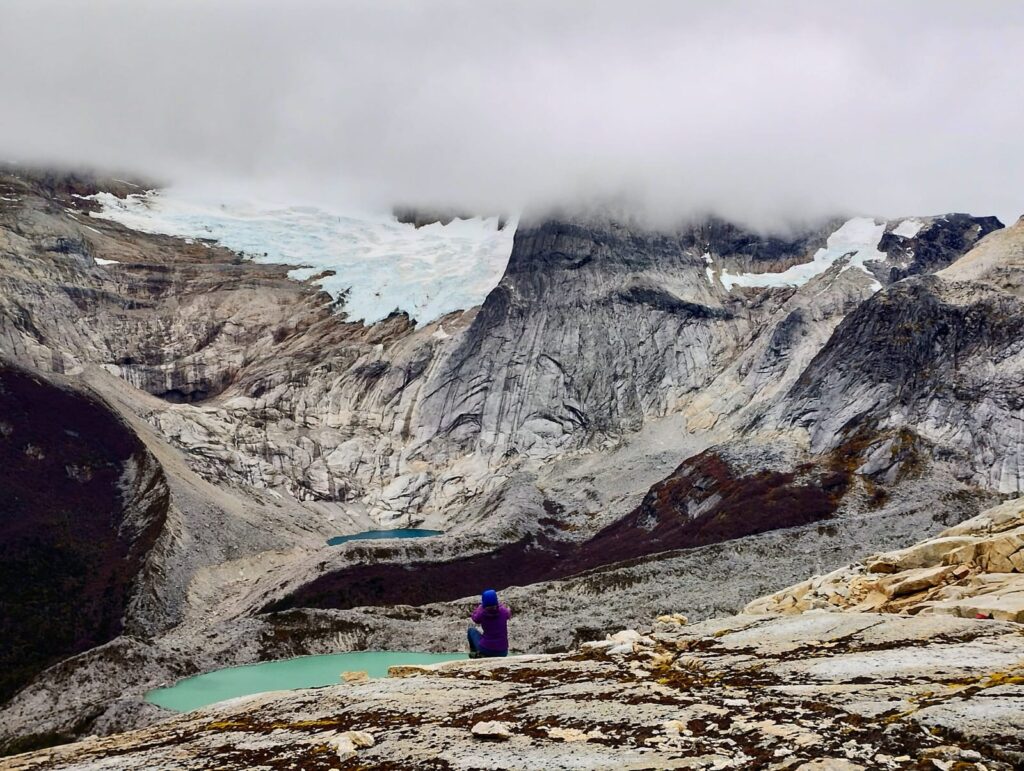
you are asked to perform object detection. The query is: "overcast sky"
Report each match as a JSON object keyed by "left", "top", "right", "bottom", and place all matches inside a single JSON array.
[{"left": 2, "top": 0, "right": 1023, "bottom": 228}]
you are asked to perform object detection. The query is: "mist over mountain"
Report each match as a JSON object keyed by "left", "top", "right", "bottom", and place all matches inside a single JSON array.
[{"left": 2, "top": 0, "right": 1024, "bottom": 226}]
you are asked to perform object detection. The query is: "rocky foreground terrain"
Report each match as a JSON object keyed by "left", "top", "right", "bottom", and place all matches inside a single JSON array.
[
  {"left": 747, "top": 497, "right": 1024, "bottom": 622},
  {"left": 2, "top": 165, "right": 1024, "bottom": 757},
  {"left": 5, "top": 499, "right": 1022, "bottom": 770}
]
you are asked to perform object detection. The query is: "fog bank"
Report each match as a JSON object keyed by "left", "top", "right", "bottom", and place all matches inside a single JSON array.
[{"left": 2, "top": 1, "right": 1023, "bottom": 227}]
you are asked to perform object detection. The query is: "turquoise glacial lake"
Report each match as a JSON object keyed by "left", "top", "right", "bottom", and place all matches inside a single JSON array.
[
  {"left": 326, "top": 528, "right": 443, "bottom": 546},
  {"left": 146, "top": 651, "right": 462, "bottom": 712}
]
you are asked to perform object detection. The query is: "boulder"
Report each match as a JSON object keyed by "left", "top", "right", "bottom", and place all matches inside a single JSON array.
[
  {"left": 607, "top": 629, "right": 645, "bottom": 644},
  {"left": 333, "top": 736, "right": 357, "bottom": 762},
  {"left": 865, "top": 536, "right": 977, "bottom": 573},
  {"left": 346, "top": 730, "right": 375, "bottom": 748},
  {"left": 972, "top": 529, "right": 1024, "bottom": 573},
  {"left": 471, "top": 720, "right": 513, "bottom": 741},
  {"left": 596, "top": 629, "right": 656, "bottom": 656},
  {"left": 876, "top": 564, "right": 958, "bottom": 598},
  {"left": 920, "top": 574, "right": 1024, "bottom": 622},
  {"left": 655, "top": 613, "right": 689, "bottom": 626},
  {"left": 332, "top": 730, "right": 375, "bottom": 761},
  {"left": 580, "top": 639, "right": 618, "bottom": 651},
  {"left": 546, "top": 726, "right": 604, "bottom": 742},
  {"left": 662, "top": 719, "right": 688, "bottom": 736},
  {"left": 848, "top": 589, "right": 889, "bottom": 612}
]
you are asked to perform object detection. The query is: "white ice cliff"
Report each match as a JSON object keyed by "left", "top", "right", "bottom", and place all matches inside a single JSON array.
[{"left": 90, "top": 190, "right": 516, "bottom": 325}]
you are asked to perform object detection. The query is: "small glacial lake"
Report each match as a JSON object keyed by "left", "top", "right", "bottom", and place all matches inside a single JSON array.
[
  {"left": 146, "top": 651, "right": 462, "bottom": 712},
  {"left": 326, "top": 528, "right": 443, "bottom": 546}
]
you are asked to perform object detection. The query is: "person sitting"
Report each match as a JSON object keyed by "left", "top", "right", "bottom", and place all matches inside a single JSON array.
[{"left": 467, "top": 589, "right": 511, "bottom": 658}]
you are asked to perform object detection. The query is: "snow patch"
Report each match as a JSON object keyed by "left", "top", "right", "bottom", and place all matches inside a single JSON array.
[
  {"left": 89, "top": 191, "right": 517, "bottom": 326},
  {"left": 94, "top": 257, "right": 118, "bottom": 266},
  {"left": 720, "top": 217, "right": 886, "bottom": 291},
  {"left": 67, "top": 213, "right": 103, "bottom": 236},
  {"left": 892, "top": 218, "right": 925, "bottom": 239},
  {"left": 702, "top": 252, "right": 716, "bottom": 284}
]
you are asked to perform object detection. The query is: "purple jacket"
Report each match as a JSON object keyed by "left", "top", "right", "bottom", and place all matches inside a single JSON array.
[{"left": 471, "top": 603, "right": 512, "bottom": 651}]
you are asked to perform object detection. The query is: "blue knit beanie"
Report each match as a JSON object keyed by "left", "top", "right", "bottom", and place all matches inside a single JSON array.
[{"left": 481, "top": 589, "right": 498, "bottom": 607}]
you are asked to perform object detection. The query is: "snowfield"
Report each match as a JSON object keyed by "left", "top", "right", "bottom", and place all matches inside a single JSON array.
[
  {"left": 90, "top": 191, "right": 516, "bottom": 326},
  {"left": 719, "top": 217, "right": 886, "bottom": 291}
]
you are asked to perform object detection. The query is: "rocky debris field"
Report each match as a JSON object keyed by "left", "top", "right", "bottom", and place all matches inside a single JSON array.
[
  {"left": 4, "top": 610, "right": 1021, "bottom": 770},
  {"left": 747, "top": 498, "right": 1024, "bottom": 622}
]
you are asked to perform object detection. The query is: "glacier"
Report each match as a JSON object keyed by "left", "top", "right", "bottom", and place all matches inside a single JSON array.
[{"left": 89, "top": 191, "right": 516, "bottom": 326}]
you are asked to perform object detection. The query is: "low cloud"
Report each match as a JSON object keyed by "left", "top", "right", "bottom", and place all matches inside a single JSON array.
[{"left": 2, "top": 0, "right": 1023, "bottom": 228}]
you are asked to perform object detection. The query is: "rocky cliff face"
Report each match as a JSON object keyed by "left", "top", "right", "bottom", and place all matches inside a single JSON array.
[
  {"left": 1, "top": 166, "right": 1021, "bottom": 756},
  {"left": 5, "top": 172, "right": 1003, "bottom": 528},
  {"left": 411, "top": 219, "right": 743, "bottom": 465},
  {"left": 778, "top": 221, "right": 1024, "bottom": 493},
  {"left": 879, "top": 213, "right": 1003, "bottom": 282}
]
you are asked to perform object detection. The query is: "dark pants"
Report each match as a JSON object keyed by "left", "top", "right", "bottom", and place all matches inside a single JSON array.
[{"left": 467, "top": 626, "right": 507, "bottom": 658}]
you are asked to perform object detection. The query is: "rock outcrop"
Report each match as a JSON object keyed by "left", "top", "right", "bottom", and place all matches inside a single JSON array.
[
  {"left": 5, "top": 611, "right": 1020, "bottom": 769},
  {"left": 879, "top": 213, "right": 1003, "bottom": 282},
  {"left": 773, "top": 219, "right": 1024, "bottom": 494},
  {"left": 746, "top": 497, "right": 1024, "bottom": 622},
  {"left": 411, "top": 218, "right": 746, "bottom": 465}
]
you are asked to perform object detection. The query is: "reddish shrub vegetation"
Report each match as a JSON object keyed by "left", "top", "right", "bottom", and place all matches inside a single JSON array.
[
  {"left": 0, "top": 364, "right": 168, "bottom": 704},
  {"left": 267, "top": 448, "right": 849, "bottom": 614}
]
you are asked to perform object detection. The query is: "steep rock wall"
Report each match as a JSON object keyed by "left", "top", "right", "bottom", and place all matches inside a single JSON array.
[{"left": 0, "top": 362, "right": 169, "bottom": 704}]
